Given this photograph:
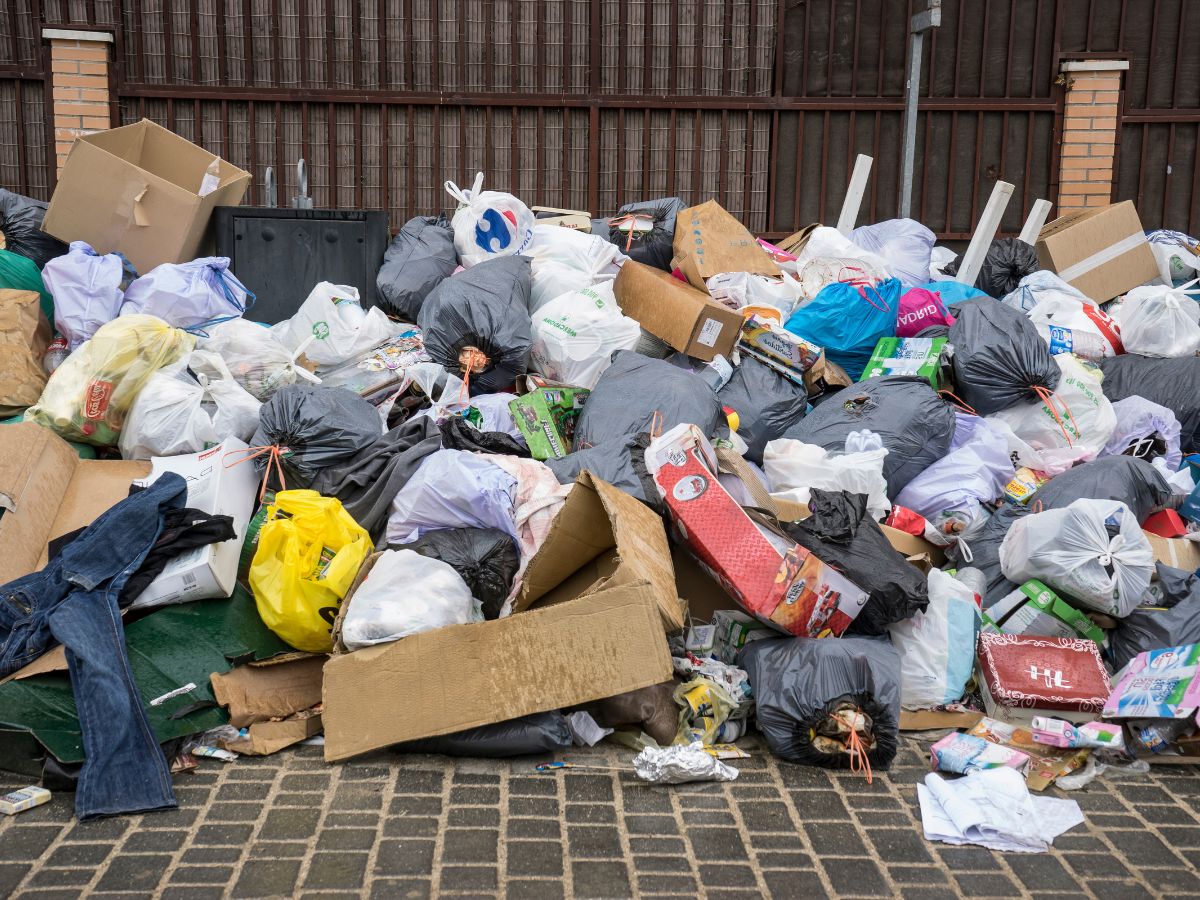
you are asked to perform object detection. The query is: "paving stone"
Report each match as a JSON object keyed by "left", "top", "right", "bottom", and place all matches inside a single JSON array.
[
  {"left": 952, "top": 872, "right": 1022, "bottom": 896},
  {"left": 375, "top": 839, "right": 435, "bottom": 876},
  {"left": 638, "top": 872, "right": 697, "bottom": 894},
  {"left": 0, "top": 870, "right": 32, "bottom": 900},
  {"left": 822, "top": 858, "right": 888, "bottom": 896},
  {"left": 698, "top": 863, "right": 757, "bottom": 887},
  {"left": 1087, "top": 880, "right": 1155, "bottom": 900},
  {"left": 509, "top": 796, "right": 559, "bottom": 817},
  {"left": 566, "top": 803, "right": 618, "bottom": 824},
  {"left": 0, "top": 826, "right": 64, "bottom": 859},
  {"left": 447, "top": 806, "right": 501, "bottom": 827},
  {"left": 159, "top": 888, "right": 226, "bottom": 900},
  {"left": 888, "top": 865, "right": 949, "bottom": 885},
  {"left": 258, "top": 808, "right": 320, "bottom": 840},
  {"left": 1109, "top": 829, "right": 1186, "bottom": 866},
  {"left": 302, "top": 853, "right": 369, "bottom": 889},
  {"left": 122, "top": 830, "right": 188, "bottom": 852},
  {"left": 688, "top": 827, "right": 749, "bottom": 861},
  {"left": 389, "top": 796, "right": 442, "bottom": 816},
  {"left": 565, "top": 774, "right": 615, "bottom": 803},
  {"left": 382, "top": 816, "right": 439, "bottom": 838},
  {"left": 803, "top": 821, "right": 867, "bottom": 857},
  {"left": 572, "top": 860, "right": 631, "bottom": 898},
  {"left": 181, "top": 847, "right": 242, "bottom": 864},
  {"left": 448, "top": 786, "right": 499, "bottom": 805},
  {"left": 316, "top": 828, "right": 377, "bottom": 851},
  {"left": 94, "top": 854, "right": 171, "bottom": 893},
  {"left": 864, "top": 827, "right": 934, "bottom": 864},
  {"left": 507, "top": 777, "right": 556, "bottom": 796},
  {"left": 369, "top": 878, "right": 431, "bottom": 900},
  {"left": 28, "top": 867, "right": 94, "bottom": 887},
  {"left": 628, "top": 837, "right": 687, "bottom": 856},
  {"left": 441, "top": 828, "right": 499, "bottom": 864},
  {"left": 168, "top": 865, "right": 236, "bottom": 885},
  {"left": 791, "top": 791, "right": 850, "bottom": 820},
  {"left": 505, "top": 878, "right": 564, "bottom": 899},
  {"left": 439, "top": 865, "right": 499, "bottom": 891},
  {"left": 507, "top": 817, "right": 561, "bottom": 839},
  {"left": 507, "top": 841, "right": 563, "bottom": 877},
  {"left": 233, "top": 860, "right": 302, "bottom": 897},
  {"left": 762, "top": 869, "right": 829, "bottom": 899},
  {"left": 756, "top": 851, "right": 813, "bottom": 870},
  {"left": 43, "top": 843, "right": 110, "bottom": 867}
]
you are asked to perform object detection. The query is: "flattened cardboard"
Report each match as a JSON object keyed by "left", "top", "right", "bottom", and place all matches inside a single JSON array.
[
  {"left": 1035, "top": 201, "right": 1160, "bottom": 301},
  {"left": 613, "top": 260, "right": 742, "bottom": 362},
  {"left": 1146, "top": 532, "right": 1200, "bottom": 572},
  {"left": 210, "top": 655, "right": 326, "bottom": 728},
  {"left": 0, "top": 290, "right": 50, "bottom": 417},
  {"left": 322, "top": 580, "right": 673, "bottom": 761},
  {"left": 43, "top": 119, "right": 252, "bottom": 274},
  {"left": 670, "top": 200, "right": 782, "bottom": 290},
  {"left": 517, "top": 472, "right": 685, "bottom": 631},
  {"left": 221, "top": 713, "right": 323, "bottom": 756},
  {"left": 899, "top": 709, "right": 985, "bottom": 732}
]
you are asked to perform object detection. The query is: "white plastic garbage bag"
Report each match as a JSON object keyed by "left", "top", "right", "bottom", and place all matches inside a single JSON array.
[
  {"left": 706, "top": 271, "right": 802, "bottom": 317},
  {"left": 1000, "top": 270, "right": 1094, "bottom": 314},
  {"left": 1147, "top": 230, "right": 1200, "bottom": 284},
  {"left": 999, "top": 498, "right": 1154, "bottom": 617},
  {"left": 1026, "top": 293, "right": 1123, "bottom": 360},
  {"left": 525, "top": 224, "right": 624, "bottom": 314},
  {"left": 795, "top": 256, "right": 888, "bottom": 305},
  {"left": 793, "top": 226, "right": 891, "bottom": 275},
  {"left": 444, "top": 172, "right": 535, "bottom": 267},
  {"left": 271, "top": 281, "right": 400, "bottom": 366},
  {"left": 850, "top": 218, "right": 937, "bottom": 290},
  {"left": 887, "top": 569, "right": 981, "bottom": 709},
  {"left": 386, "top": 449, "right": 518, "bottom": 547},
  {"left": 763, "top": 437, "right": 890, "bottom": 520},
  {"left": 1101, "top": 396, "right": 1183, "bottom": 470},
  {"left": 120, "top": 256, "right": 252, "bottom": 331},
  {"left": 928, "top": 246, "right": 957, "bottom": 281},
  {"left": 341, "top": 549, "right": 477, "bottom": 650},
  {"left": 42, "top": 240, "right": 127, "bottom": 350},
  {"left": 1113, "top": 281, "right": 1200, "bottom": 358},
  {"left": 198, "top": 317, "right": 321, "bottom": 401},
  {"left": 529, "top": 282, "right": 641, "bottom": 389}
]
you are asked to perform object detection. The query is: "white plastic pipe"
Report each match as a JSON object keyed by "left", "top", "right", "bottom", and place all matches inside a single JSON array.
[
  {"left": 955, "top": 181, "right": 1015, "bottom": 287},
  {"left": 836, "top": 154, "right": 873, "bottom": 235},
  {"left": 1018, "top": 199, "right": 1053, "bottom": 245}
]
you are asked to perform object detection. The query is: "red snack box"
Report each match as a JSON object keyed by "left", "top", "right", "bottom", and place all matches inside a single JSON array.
[{"left": 978, "top": 633, "right": 1111, "bottom": 719}]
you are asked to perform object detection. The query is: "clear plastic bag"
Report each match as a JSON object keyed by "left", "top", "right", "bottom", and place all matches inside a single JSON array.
[
  {"left": 529, "top": 282, "right": 641, "bottom": 389},
  {"left": 1027, "top": 293, "right": 1124, "bottom": 360},
  {"left": 1114, "top": 281, "right": 1200, "bottom": 358},
  {"left": 444, "top": 172, "right": 535, "bottom": 267},
  {"left": 198, "top": 316, "right": 320, "bottom": 401},
  {"left": 271, "top": 281, "right": 400, "bottom": 366},
  {"left": 41, "top": 241, "right": 128, "bottom": 350},
  {"left": 763, "top": 438, "right": 890, "bottom": 520},
  {"left": 120, "top": 256, "right": 252, "bottom": 331}
]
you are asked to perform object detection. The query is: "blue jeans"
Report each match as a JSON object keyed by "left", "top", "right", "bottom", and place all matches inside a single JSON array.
[{"left": 0, "top": 472, "right": 187, "bottom": 819}]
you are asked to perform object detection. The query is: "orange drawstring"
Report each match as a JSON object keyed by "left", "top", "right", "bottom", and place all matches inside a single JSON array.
[
  {"left": 608, "top": 213, "right": 644, "bottom": 252},
  {"left": 845, "top": 724, "right": 873, "bottom": 785},
  {"left": 457, "top": 346, "right": 489, "bottom": 403},
  {"left": 649, "top": 410, "right": 664, "bottom": 440},
  {"left": 938, "top": 389, "right": 979, "bottom": 417},
  {"left": 1033, "top": 385, "right": 1080, "bottom": 448},
  {"left": 224, "top": 444, "right": 289, "bottom": 503}
]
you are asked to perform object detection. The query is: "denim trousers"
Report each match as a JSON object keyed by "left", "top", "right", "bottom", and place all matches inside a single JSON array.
[{"left": 0, "top": 472, "right": 187, "bottom": 819}]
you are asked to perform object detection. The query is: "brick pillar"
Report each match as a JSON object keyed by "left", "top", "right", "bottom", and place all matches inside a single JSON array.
[
  {"left": 1058, "top": 59, "right": 1128, "bottom": 211},
  {"left": 43, "top": 29, "right": 114, "bottom": 173}
]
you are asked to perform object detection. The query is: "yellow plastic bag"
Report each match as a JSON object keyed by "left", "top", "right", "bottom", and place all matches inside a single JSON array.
[
  {"left": 27, "top": 313, "right": 194, "bottom": 445},
  {"left": 248, "top": 490, "right": 373, "bottom": 652}
]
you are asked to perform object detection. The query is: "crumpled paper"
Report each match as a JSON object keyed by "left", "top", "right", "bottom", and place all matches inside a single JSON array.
[{"left": 631, "top": 742, "right": 739, "bottom": 785}]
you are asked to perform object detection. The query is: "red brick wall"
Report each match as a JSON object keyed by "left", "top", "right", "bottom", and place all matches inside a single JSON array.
[
  {"left": 1058, "top": 66, "right": 1125, "bottom": 211},
  {"left": 48, "top": 37, "right": 112, "bottom": 172}
]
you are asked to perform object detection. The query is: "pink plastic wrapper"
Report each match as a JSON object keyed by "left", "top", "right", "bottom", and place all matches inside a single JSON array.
[{"left": 896, "top": 287, "right": 955, "bottom": 337}]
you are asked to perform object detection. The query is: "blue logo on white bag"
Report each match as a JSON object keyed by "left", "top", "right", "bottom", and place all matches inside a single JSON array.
[{"left": 475, "top": 208, "right": 513, "bottom": 253}]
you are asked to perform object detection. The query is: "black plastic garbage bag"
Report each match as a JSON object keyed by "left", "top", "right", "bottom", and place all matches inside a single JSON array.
[
  {"left": 717, "top": 354, "right": 808, "bottom": 464},
  {"left": 740, "top": 635, "right": 901, "bottom": 770},
  {"left": 375, "top": 215, "right": 458, "bottom": 322},
  {"left": 947, "top": 502, "right": 1032, "bottom": 608},
  {"left": 1099, "top": 354, "right": 1200, "bottom": 453},
  {"left": 780, "top": 490, "right": 929, "bottom": 635},
  {"left": 545, "top": 437, "right": 659, "bottom": 506},
  {"left": 251, "top": 384, "right": 383, "bottom": 487},
  {"left": 397, "top": 527, "right": 520, "bottom": 620},
  {"left": 1030, "top": 456, "right": 1171, "bottom": 522},
  {"left": 439, "top": 415, "right": 530, "bottom": 458},
  {"left": 1109, "top": 563, "right": 1200, "bottom": 673},
  {"left": 781, "top": 376, "right": 955, "bottom": 496},
  {"left": 393, "top": 711, "right": 572, "bottom": 757},
  {"left": 604, "top": 197, "right": 685, "bottom": 271},
  {"left": 943, "top": 238, "right": 1039, "bottom": 298},
  {"left": 0, "top": 188, "right": 67, "bottom": 268},
  {"left": 947, "top": 299, "right": 1060, "bottom": 415},
  {"left": 418, "top": 254, "right": 533, "bottom": 396}
]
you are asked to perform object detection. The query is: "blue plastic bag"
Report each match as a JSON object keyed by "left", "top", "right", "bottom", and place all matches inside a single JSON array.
[
  {"left": 784, "top": 277, "right": 900, "bottom": 379},
  {"left": 918, "top": 279, "right": 991, "bottom": 304}
]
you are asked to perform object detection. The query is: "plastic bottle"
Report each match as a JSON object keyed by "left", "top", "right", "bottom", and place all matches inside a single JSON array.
[{"left": 43, "top": 335, "right": 69, "bottom": 374}]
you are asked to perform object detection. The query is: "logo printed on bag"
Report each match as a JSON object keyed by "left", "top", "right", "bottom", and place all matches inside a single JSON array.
[
  {"left": 475, "top": 208, "right": 513, "bottom": 253},
  {"left": 311, "top": 320, "right": 331, "bottom": 340}
]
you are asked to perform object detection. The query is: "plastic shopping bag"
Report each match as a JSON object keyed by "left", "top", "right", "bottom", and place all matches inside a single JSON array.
[
  {"left": 27, "top": 314, "right": 195, "bottom": 445},
  {"left": 530, "top": 282, "right": 641, "bottom": 389},
  {"left": 896, "top": 287, "right": 955, "bottom": 337},
  {"left": 445, "top": 172, "right": 535, "bottom": 267},
  {"left": 1027, "top": 294, "right": 1124, "bottom": 360},
  {"left": 340, "top": 549, "right": 477, "bottom": 650},
  {"left": 1113, "top": 281, "right": 1200, "bottom": 358},
  {"left": 998, "top": 498, "right": 1154, "bottom": 617},
  {"left": 198, "top": 317, "right": 320, "bottom": 401},
  {"left": 42, "top": 241, "right": 131, "bottom": 350},
  {"left": 272, "top": 281, "right": 400, "bottom": 366},
  {"left": 375, "top": 215, "right": 459, "bottom": 321},
  {"left": 850, "top": 218, "right": 936, "bottom": 290},
  {"left": 249, "top": 490, "right": 373, "bottom": 653},
  {"left": 784, "top": 277, "right": 901, "bottom": 379},
  {"left": 887, "top": 569, "right": 981, "bottom": 709},
  {"left": 120, "top": 256, "right": 252, "bottom": 331},
  {"left": 1001, "top": 269, "right": 1092, "bottom": 315},
  {"left": 1102, "top": 396, "right": 1183, "bottom": 470},
  {"left": 525, "top": 224, "right": 625, "bottom": 314},
  {"left": 763, "top": 437, "right": 890, "bottom": 520}
]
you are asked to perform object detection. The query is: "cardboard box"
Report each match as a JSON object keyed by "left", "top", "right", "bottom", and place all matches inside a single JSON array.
[
  {"left": 982, "top": 579, "right": 1107, "bottom": 647},
  {"left": 0, "top": 290, "right": 50, "bottom": 417},
  {"left": 710, "top": 609, "right": 777, "bottom": 663},
  {"left": 738, "top": 315, "right": 823, "bottom": 376},
  {"left": 670, "top": 200, "right": 781, "bottom": 290},
  {"left": 1035, "top": 201, "right": 1160, "bottom": 301},
  {"left": 532, "top": 206, "right": 592, "bottom": 232},
  {"left": 899, "top": 709, "right": 984, "bottom": 732},
  {"left": 43, "top": 119, "right": 252, "bottom": 274},
  {"left": 508, "top": 387, "right": 590, "bottom": 460},
  {"left": 859, "top": 337, "right": 947, "bottom": 387},
  {"left": 978, "top": 633, "right": 1111, "bottom": 724},
  {"left": 129, "top": 438, "right": 259, "bottom": 610},
  {"left": 211, "top": 655, "right": 326, "bottom": 756},
  {"left": 613, "top": 260, "right": 742, "bottom": 362},
  {"left": 1146, "top": 531, "right": 1200, "bottom": 572}
]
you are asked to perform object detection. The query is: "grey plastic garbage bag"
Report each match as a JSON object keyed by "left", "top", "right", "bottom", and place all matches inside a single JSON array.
[
  {"left": 1109, "top": 564, "right": 1200, "bottom": 672},
  {"left": 418, "top": 255, "right": 533, "bottom": 395},
  {"left": 398, "top": 527, "right": 520, "bottom": 620},
  {"left": 375, "top": 215, "right": 459, "bottom": 322},
  {"left": 393, "top": 711, "right": 572, "bottom": 757},
  {"left": 717, "top": 354, "right": 808, "bottom": 464},
  {"left": 781, "top": 375, "right": 956, "bottom": 495},
  {"left": 251, "top": 384, "right": 383, "bottom": 486},
  {"left": 1029, "top": 456, "right": 1171, "bottom": 522},
  {"left": 947, "top": 503, "right": 1032, "bottom": 609},
  {"left": 0, "top": 188, "right": 67, "bottom": 268},
  {"left": 740, "top": 635, "right": 901, "bottom": 770},
  {"left": 1098, "top": 354, "right": 1200, "bottom": 453},
  {"left": 947, "top": 299, "right": 1060, "bottom": 415},
  {"left": 605, "top": 197, "right": 685, "bottom": 271}
]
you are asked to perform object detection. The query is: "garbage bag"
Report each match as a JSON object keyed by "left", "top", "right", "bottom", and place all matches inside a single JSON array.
[
  {"left": 544, "top": 438, "right": 656, "bottom": 503},
  {"left": 1098, "top": 354, "right": 1200, "bottom": 453},
  {"left": 850, "top": 218, "right": 936, "bottom": 290},
  {"left": 341, "top": 549, "right": 476, "bottom": 650},
  {"left": 197, "top": 316, "right": 320, "bottom": 401},
  {"left": 793, "top": 226, "right": 892, "bottom": 279},
  {"left": 895, "top": 413, "right": 1014, "bottom": 540},
  {"left": 604, "top": 197, "right": 684, "bottom": 272},
  {"left": 27, "top": 314, "right": 195, "bottom": 445},
  {"left": 921, "top": 279, "right": 990, "bottom": 304},
  {"left": 375, "top": 215, "right": 459, "bottom": 321},
  {"left": 763, "top": 438, "right": 890, "bottom": 521},
  {"left": 418, "top": 255, "right": 533, "bottom": 395},
  {"left": 444, "top": 172, "right": 535, "bottom": 267},
  {"left": 947, "top": 299, "right": 1060, "bottom": 415},
  {"left": 529, "top": 282, "right": 641, "bottom": 389},
  {"left": 887, "top": 569, "right": 981, "bottom": 709},
  {"left": 398, "top": 527, "right": 520, "bottom": 620},
  {"left": 252, "top": 384, "right": 384, "bottom": 486},
  {"left": 118, "top": 350, "right": 262, "bottom": 459},
  {"left": 781, "top": 489, "right": 930, "bottom": 635},
  {"left": 386, "top": 449, "right": 518, "bottom": 547},
  {"left": 1113, "top": 283, "right": 1200, "bottom": 358},
  {"left": 947, "top": 502, "right": 1030, "bottom": 608},
  {"left": 1102, "top": 396, "right": 1182, "bottom": 470},
  {"left": 1108, "top": 563, "right": 1200, "bottom": 672},
  {"left": 272, "top": 281, "right": 399, "bottom": 366},
  {"left": 784, "top": 277, "right": 901, "bottom": 379},
  {"left": 1029, "top": 456, "right": 1171, "bottom": 522},
  {"left": 581, "top": 682, "right": 679, "bottom": 747},
  {"left": 1000, "top": 269, "right": 1092, "bottom": 315},
  {"left": 394, "top": 712, "right": 572, "bottom": 758},
  {"left": 439, "top": 415, "right": 529, "bottom": 457},
  {"left": 781, "top": 376, "right": 956, "bottom": 495},
  {"left": 1148, "top": 230, "right": 1200, "bottom": 284},
  {"left": 896, "top": 287, "right": 955, "bottom": 337},
  {"left": 526, "top": 224, "right": 625, "bottom": 313},
  {"left": 120, "top": 257, "right": 252, "bottom": 332},
  {"left": 1026, "top": 293, "right": 1123, "bottom": 360},
  {"left": 999, "top": 498, "right": 1154, "bottom": 617},
  {"left": 796, "top": 256, "right": 888, "bottom": 306},
  {"left": 740, "top": 635, "right": 901, "bottom": 770},
  {"left": 943, "top": 237, "right": 1039, "bottom": 298},
  {"left": 716, "top": 354, "right": 808, "bottom": 464},
  {"left": 42, "top": 241, "right": 129, "bottom": 350},
  {"left": 249, "top": 490, "right": 373, "bottom": 653},
  {"left": 0, "top": 189, "right": 66, "bottom": 268},
  {"left": 0, "top": 248, "right": 53, "bottom": 321}
]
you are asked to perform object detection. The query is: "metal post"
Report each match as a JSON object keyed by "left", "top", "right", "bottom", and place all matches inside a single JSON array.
[{"left": 899, "top": 1, "right": 942, "bottom": 220}]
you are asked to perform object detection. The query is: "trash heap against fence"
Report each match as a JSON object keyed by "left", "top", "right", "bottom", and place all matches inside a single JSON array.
[{"left": 1, "top": 119, "right": 1200, "bottom": 826}]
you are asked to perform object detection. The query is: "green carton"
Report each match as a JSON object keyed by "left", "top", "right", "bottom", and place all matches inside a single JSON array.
[
  {"left": 982, "top": 579, "right": 1107, "bottom": 647},
  {"left": 859, "top": 337, "right": 947, "bottom": 387},
  {"left": 509, "top": 387, "right": 590, "bottom": 460}
]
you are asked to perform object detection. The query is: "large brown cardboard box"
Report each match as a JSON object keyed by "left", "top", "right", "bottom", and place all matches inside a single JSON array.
[
  {"left": 1035, "top": 201, "right": 1160, "bottom": 301},
  {"left": 0, "top": 290, "right": 50, "bottom": 417},
  {"left": 321, "top": 476, "right": 676, "bottom": 761},
  {"left": 43, "top": 119, "right": 252, "bottom": 275},
  {"left": 670, "top": 199, "right": 781, "bottom": 290},
  {"left": 613, "top": 260, "right": 742, "bottom": 362}
]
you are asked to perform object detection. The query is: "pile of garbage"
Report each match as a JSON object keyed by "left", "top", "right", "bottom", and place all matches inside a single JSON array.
[{"left": 2, "top": 121, "right": 1200, "bottom": 833}]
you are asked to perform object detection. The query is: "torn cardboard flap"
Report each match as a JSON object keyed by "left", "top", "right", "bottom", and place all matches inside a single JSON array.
[
  {"left": 1146, "top": 532, "right": 1200, "bottom": 572},
  {"left": 222, "top": 712, "right": 323, "bottom": 757},
  {"left": 211, "top": 655, "right": 326, "bottom": 728}
]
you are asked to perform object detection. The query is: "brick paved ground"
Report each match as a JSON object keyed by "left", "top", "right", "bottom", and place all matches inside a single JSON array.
[{"left": 1, "top": 735, "right": 1198, "bottom": 899}]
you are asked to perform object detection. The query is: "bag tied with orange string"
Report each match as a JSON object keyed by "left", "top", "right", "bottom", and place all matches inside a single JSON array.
[
  {"left": 946, "top": 299, "right": 1059, "bottom": 416},
  {"left": 739, "top": 635, "right": 901, "bottom": 777},
  {"left": 603, "top": 196, "right": 684, "bottom": 272}
]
